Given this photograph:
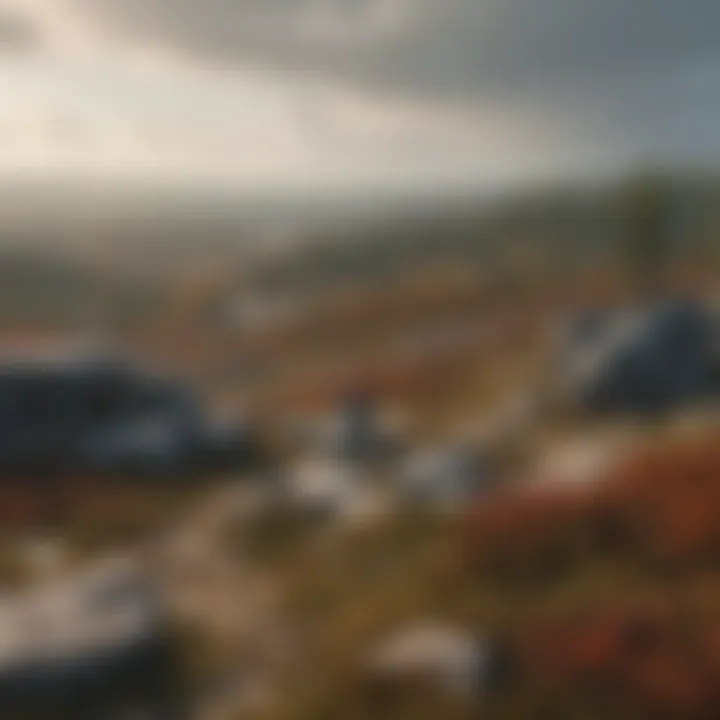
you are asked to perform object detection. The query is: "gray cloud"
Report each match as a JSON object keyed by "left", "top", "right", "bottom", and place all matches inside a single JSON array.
[
  {"left": 0, "top": 9, "right": 38, "bottom": 51},
  {"left": 4, "top": 0, "right": 720, "bottom": 179},
  {"left": 67, "top": 0, "right": 720, "bottom": 166},
  {"left": 72, "top": 0, "right": 720, "bottom": 98}
]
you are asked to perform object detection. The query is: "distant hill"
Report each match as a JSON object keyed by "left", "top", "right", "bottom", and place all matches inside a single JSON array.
[{"left": 250, "top": 172, "right": 720, "bottom": 293}]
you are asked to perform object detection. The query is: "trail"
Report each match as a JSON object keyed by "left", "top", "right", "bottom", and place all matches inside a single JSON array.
[{"left": 151, "top": 480, "right": 286, "bottom": 719}]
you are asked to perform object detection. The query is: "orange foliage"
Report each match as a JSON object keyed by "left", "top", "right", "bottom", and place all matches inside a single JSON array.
[
  {"left": 464, "top": 432, "right": 720, "bottom": 573},
  {"left": 524, "top": 601, "right": 720, "bottom": 718},
  {"left": 0, "top": 475, "right": 165, "bottom": 536},
  {"left": 602, "top": 434, "right": 720, "bottom": 563},
  {"left": 464, "top": 433, "right": 720, "bottom": 716},
  {"left": 462, "top": 486, "right": 601, "bottom": 576}
]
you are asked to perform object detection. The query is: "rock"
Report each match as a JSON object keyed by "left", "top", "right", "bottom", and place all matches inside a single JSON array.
[
  {"left": 557, "top": 298, "right": 720, "bottom": 415},
  {"left": 401, "top": 444, "right": 487, "bottom": 508},
  {"left": 366, "top": 622, "right": 493, "bottom": 702},
  {"left": 0, "top": 555, "right": 181, "bottom": 716}
]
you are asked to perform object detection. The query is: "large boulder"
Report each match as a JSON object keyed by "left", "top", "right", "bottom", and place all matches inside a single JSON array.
[
  {"left": 0, "top": 351, "right": 256, "bottom": 477},
  {"left": 558, "top": 298, "right": 720, "bottom": 414},
  {"left": 0, "top": 556, "right": 183, "bottom": 717}
]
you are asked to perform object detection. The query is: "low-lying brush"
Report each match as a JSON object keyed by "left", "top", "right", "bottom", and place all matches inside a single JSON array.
[
  {"left": 464, "top": 432, "right": 720, "bottom": 575},
  {"left": 461, "top": 431, "right": 720, "bottom": 717}
]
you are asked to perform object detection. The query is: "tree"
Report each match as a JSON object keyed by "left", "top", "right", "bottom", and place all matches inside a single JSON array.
[{"left": 620, "top": 172, "right": 673, "bottom": 299}]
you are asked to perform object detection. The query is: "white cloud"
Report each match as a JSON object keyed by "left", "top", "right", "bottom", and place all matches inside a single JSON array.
[
  {"left": 0, "top": 0, "right": 639, "bottom": 191},
  {"left": 0, "top": 0, "right": 102, "bottom": 56},
  {"left": 0, "top": 53, "right": 585, "bottom": 190}
]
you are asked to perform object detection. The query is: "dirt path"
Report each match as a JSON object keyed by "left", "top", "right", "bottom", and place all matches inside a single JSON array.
[{"left": 151, "top": 480, "right": 288, "bottom": 719}]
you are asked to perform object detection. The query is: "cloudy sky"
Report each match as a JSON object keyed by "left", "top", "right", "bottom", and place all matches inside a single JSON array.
[{"left": 0, "top": 0, "right": 718, "bottom": 196}]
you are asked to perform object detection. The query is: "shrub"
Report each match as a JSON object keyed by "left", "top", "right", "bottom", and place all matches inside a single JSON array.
[
  {"left": 522, "top": 600, "right": 720, "bottom": 718},
  {"left": 463, "top": 433, "right": 720, "bottom": 576}
]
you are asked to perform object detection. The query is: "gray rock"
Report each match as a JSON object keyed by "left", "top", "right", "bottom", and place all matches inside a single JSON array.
[
  {"left": 401, "top": 444, "right": 486, "bottom": 508},
  {"left": 557, "top": 298, "right": 720, "bottom": 414},
  {"left": 0, "top": 556, "right": 183, "bottom": 717},
  {"left": 366, "top": 622, "right": 493, "bottom": 702}
]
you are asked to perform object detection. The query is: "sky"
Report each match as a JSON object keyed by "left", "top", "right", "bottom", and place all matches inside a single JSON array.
[{"left": 0, "top": 0, "right": 718, "bottom": 199}]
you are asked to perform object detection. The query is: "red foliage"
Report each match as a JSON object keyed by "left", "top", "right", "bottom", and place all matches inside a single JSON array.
[
  {"left": 601, "top": 435, "right": 720, "bottom": 563},
  {"left": 463, "top": 434, "right": 720, "bottom": 716},
  {"left": 0, "top": 475, "right": 160, "bottom": 535},
  {"left": 0, "top": 482, "right": 48, "bottom": 529},
  {"left": 523, "top": 602, "right": 720, "bottom": 718},
  {"left": 462, "top": 485, "right": 601, "bottom": 576},
  {"left": 463, "top": 432, "right": 720, "bottom": 573}
]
